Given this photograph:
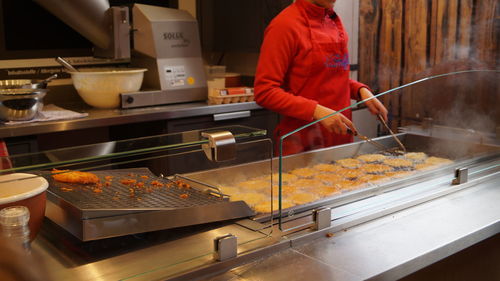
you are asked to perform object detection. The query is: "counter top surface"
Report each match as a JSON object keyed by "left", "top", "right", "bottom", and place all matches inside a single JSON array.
[
  {"left": 30, "top": 155, "right": 500, "bottom": 281},
  {"left": 209, "top": 170, "right": 500, "bottom": 281},
  {"left": 0, "top": 101, "right": 262, "bottom": 138}
]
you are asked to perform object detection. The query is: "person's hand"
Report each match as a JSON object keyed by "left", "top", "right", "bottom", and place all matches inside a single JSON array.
[
  {"left": 313, "top": 104, "right": 357, "bottom": 135},
  {"left": 359, "top": 87, "right": 388, "bottom": 121}
]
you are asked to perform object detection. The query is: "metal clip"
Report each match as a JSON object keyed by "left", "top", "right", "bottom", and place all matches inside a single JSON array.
[
  {"left": 452, "top": 167, "right": 468, "bottom": 185},
  {"left": 313, "top": 207, "right": 332, "bottom": 230},
  {"left": 213, "top": 234, "right": 237, "bottom": 261},
  {"left": 202, "top": 131, "right": 236, "bottom": 162}
]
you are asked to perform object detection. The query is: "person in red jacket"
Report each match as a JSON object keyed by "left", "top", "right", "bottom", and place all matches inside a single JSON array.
[{"left": 254, "top": 0, "right": 387, "bottom": 155}]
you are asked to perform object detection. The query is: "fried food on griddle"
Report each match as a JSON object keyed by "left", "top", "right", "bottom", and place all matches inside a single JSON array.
[
  {"left": 263, "top": 173, "right": 298, "bottom": 184},
  {"left": 338, "top": 168, "right": 365, "bottom": 179},
  {"left": 425, "top": 156, "right": 453, "bottom": 165},
  {"left": 219, "top": 185, "right": 240, "bottom": 196},
  {"left": 291, "top": 178, "right": 325, "bottom": 190},
  {"left": 404, "top": 152, "right": 428, "bottom": 162},
  {"left": 231, "top": 192, "right": 267, "bottom": 207},
  {"left": 385, "top": 171, "right": 415, "bottom": 178},
  {"left": 336, "top": 158, "right": 362, "bottom": 169},
  {"left": 357, "top": 174, "right": 389, "bottom": 184},
  {"left": 238, "top": 179, "right": 269, "bottom": 191},
  {"left": 415, "top": 157, "right": 453, "bottom": 170},
  {"left": 316, "top": 173, "right": 345, "bottom": 184},
  {"left": 290, "top": 167, "right": 316, "bottom": 178},
  {"left": 253, "top": 200, "right": 294, "bottom": 213},
  {"left": 414, "top": 163, "right": 434, "bottom": 171},
  {"left": 356, "top": 154, "right": 387, "bottom": 163},
  {"left": 272, "top": 184, "right": 299, "bottom": 195},
  {"left": 312, "top": 163, "right": 344, "bottom": 173},
  {"left": 382, "top": 158, "right": 414, "bottom": 168},
  {"left": 289, "top": 192, "right": 320, "bottom": 204},
  {"left": 316, "top": 186, "right": 341, "bottom": 197},
  {"left": 332, "top": 179, "right": 363, "bottom": 191},
  {"left": 360, "top": 163, "right": 393, "bottom": 174},
  {"left": 51, "top": 169, "right": 100, "bottom": 184}
]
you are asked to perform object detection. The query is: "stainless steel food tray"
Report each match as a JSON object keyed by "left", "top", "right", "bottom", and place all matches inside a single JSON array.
[
  {"left": 45, "top": 168, "right": 254, "bottom": 241},
  {"left": 185, "top": 133, "right": 500, "bottom": 221}
]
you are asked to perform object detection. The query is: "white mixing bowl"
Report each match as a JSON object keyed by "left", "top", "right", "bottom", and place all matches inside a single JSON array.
[{"left": 69, "top": 68, "right": 147, "bottom": 109}]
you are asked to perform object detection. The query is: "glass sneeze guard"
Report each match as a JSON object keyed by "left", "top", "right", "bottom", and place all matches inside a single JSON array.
[
  {"left": 276, "top": 69, "right": 500, "bottom": 229},
  {"left": 0, "top": 125, "right": 267, "bottom": 175},
  {"left": 0, "top": 125, "right": 279, "bottom": 280}
]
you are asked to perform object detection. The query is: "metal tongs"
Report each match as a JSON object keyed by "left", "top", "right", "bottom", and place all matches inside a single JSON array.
[
  {"left": 347, "top": 127, "right": 389, "bottom": 152},
  {"left": 377, "top": 114, "right": 407, "bottom": 154}
]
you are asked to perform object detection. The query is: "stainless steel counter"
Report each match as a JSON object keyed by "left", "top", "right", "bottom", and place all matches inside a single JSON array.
[
  {"left": 209, "top": 164, "right": 500, "bottom": 281},
  {"left": 0, "top": 101, "right": 262, "bottom": 138},
  {"left": 30, "top": 147, "right": 499, "bottom": 281}
]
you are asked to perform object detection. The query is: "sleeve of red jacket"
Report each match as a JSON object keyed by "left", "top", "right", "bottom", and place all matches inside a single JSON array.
[
  {"left": 349, "top": 79, "right": 370, "bottom": 101},
  {"left": 254, "top": 21, "right": 318, "bottom": 122}
]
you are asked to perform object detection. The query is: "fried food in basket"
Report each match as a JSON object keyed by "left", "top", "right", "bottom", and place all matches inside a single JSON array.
[
  {"left": 51, "top": 169, "right": 100, "bottom": 184},
  {"left": 356, "top": 154, "right": 387, "bottom": 163}
]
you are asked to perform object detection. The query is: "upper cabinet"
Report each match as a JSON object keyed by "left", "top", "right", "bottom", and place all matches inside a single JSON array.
[{"left": 197, "top": 0, "right": 292, "bottom": 52}]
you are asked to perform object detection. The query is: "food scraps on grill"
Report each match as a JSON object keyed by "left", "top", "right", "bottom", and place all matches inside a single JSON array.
[{"left": 51, "top": 169, "right": 192, "bottom": 201}]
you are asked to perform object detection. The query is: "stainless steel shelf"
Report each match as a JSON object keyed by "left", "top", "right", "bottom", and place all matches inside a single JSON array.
[{"left": 0, "top": 101, "right": 262, "bottom": 138}]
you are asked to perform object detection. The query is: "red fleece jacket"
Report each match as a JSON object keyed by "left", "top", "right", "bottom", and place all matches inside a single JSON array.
[{"left": 254, "top": 0, "right": 367, "bottom": 126}]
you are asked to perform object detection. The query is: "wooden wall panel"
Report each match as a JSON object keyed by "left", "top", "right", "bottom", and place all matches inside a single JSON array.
[
  {"left": 457, "top": 0, "right": 473, "bottom": 60},
  {"left": 402, "top": 1, "right": 429, "bottom": 124},
  {"left": 358, "top": 0, "right": 499, "bottom": 130},
  {"left": 472, "top": 0, "right": 497, "bottom": 64},
  {"left": 430, "top": 0, "right": 458, "bottom": 64},
  {"left": 359, "top": 0, "right": 381, "bottom": 91},
  {"left": 377, "top": 0, "right": 403, "bottom": 125}
]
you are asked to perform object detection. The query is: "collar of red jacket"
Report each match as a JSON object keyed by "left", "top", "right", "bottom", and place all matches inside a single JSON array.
[{"left": 296, "top": 0, "right": 336, "bottom": 20}]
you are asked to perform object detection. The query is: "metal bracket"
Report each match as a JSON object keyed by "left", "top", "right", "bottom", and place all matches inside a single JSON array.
[
  {"left": 313, "top": 207, "right": 332, "bottom": 230},
  {"left": 202, "top": 131, "right": 236, "bottom": 162},
  {"left": 452, "top": 167, "right": 468, "bottom": 185},
  {"left": 213, "top": 234, "right": 237, "bottom": 261}
]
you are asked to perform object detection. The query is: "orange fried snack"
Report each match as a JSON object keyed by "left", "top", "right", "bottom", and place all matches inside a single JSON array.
[{"left": 52, "top": 169, "right": 100, "bottom": 184}]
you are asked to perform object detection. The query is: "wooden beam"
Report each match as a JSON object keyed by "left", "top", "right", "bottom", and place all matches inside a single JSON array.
[
  {"left": 359, "top": 0, "right": 381, "bottom": 91},
  {"left": 472, "top": 0, "right": 497, "bottom": 65},
  {"left": 456, "top": 0, "right": 473, "bottom": 60}
]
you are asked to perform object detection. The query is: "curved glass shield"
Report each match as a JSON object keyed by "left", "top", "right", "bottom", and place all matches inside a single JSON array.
[{"left": 277, "top": 69, "right": 500, "bottom": 230}]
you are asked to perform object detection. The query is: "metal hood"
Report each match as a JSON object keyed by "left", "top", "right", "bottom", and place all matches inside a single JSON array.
[{"left": 33, "top": 0, "right": 111, "bottom": 50}]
